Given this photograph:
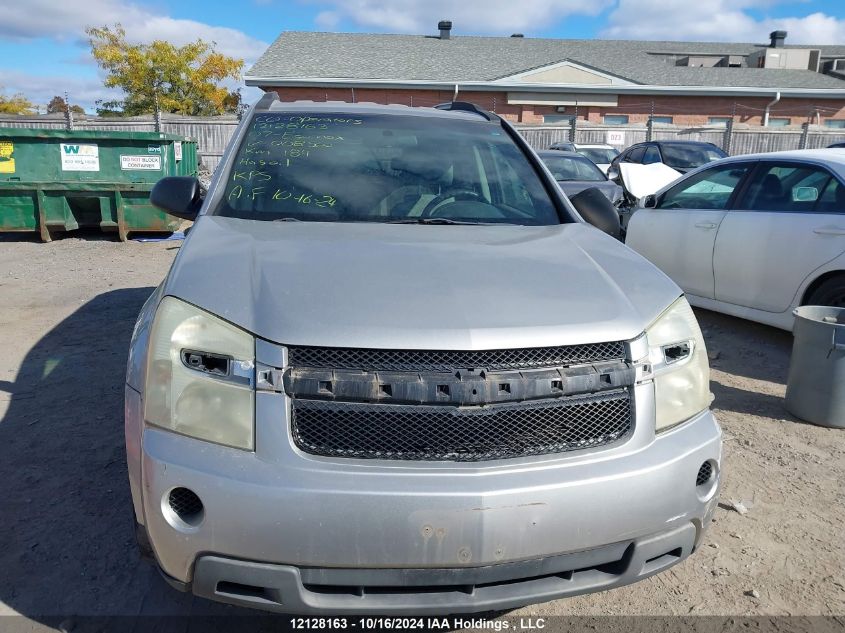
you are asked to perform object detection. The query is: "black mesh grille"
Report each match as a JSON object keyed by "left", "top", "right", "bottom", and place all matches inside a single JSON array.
[
  {"left": 291, "top": 390, "right": 632, "bottom": 462},
  {"left": 696, "top": 462, "right": 713, "bottom": 486},
  {"left": 168, "top": 487, "right": 203, "bottom": 519},
  {"left": 287, "top": 342, "right": 626, "bottom": 372}
]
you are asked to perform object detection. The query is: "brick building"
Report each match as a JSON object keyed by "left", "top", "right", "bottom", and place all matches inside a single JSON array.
[{"left": 245, "top": 24, "right": 845, "bottom": 128}]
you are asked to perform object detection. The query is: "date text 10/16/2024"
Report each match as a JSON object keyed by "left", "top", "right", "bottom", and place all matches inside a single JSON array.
[{"left": 290, "top": 617, "right": 548, "bottom": 631}]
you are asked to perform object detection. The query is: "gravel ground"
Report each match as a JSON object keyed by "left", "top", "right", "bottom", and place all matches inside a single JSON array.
[{"left": 0, "top": 233, "right": 843, "bottom": 626}]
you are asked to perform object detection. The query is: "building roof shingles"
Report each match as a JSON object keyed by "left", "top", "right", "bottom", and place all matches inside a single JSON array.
[{"left": 247, "top": 32, "right": 845, "bottom": 90}]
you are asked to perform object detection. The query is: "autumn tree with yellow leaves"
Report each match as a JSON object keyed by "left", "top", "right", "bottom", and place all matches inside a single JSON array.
[
  {"left": 0, "top": 89, "right": 35, "bottom": 115},
  {"left": 86, "top": 25, "right": 244, "bottom": 116}
]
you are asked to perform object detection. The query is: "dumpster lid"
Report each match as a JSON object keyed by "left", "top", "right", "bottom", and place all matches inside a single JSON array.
[{"left": 0, "top": 127, "right": 195, "bottom": 143}]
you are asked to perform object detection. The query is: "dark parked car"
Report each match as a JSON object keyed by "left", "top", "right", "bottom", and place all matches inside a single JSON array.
[
  {"left": 609, "top": 141, "right": 727, "bottom": 175},
  {"left": 537, "top": 150, "right": 623, "bottom": 206},
  {"left": 827, "top": 142, "right": 845, "bottom": 149}
]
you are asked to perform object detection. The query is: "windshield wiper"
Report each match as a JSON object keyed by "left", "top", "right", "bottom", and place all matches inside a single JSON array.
[
  {"left": 273, "top": 217, "right": 303, "bottom": 222},
  {"left": 386, "top": 218, "right": 501, "bottom": 225}
]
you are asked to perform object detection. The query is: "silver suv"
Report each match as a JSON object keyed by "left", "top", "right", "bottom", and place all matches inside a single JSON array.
[{"left": 126, "top": 95, "right": 721, "bottom": 615}]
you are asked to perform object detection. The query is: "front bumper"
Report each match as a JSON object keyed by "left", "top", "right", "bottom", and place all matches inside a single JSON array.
[
  {"left": 129, "top": 384, "right": 721, "bottom": 614},
  {"left": 175, "top": 522, "right": 698, "bottom": 614}
]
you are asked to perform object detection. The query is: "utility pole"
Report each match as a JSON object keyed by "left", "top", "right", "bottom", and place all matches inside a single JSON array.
[
  {"left": 645, "top": 101, "right": 655, "bottom": 142},
  {"left": 723, "top": 102, "right": 736, "bottom": 154},
  {"left": 154, "top": 90, "right": 162, "bottom": 132},
  {"left": 64, "top": 91, "right": 74, "bottom": 131}
]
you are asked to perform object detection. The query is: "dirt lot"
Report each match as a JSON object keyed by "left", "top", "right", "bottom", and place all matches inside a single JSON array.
[{"left": 0, "top": 233, "right": 843, "bottom": 625}]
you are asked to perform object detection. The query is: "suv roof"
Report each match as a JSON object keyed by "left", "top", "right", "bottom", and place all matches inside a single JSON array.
[
  {"left": 254, "top": 93, "right": 497, "bottom": 123},
  {"left": 651, "top": 140, "right": 720, "bottom": 147},
  {"left": 536, "top": 150, "right": 584, "bottom": 158}
]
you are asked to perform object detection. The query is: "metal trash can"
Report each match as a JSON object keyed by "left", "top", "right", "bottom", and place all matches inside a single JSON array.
[
  {"left": 785, "top": 305, "right": 845, "bottom": 428},
  {"left": 0, "top": 127, "right": 198, "bottom": 241}
]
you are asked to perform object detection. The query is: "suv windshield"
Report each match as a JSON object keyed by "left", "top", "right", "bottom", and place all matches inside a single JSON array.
[
  {"left": 660, "top": 144, "right": 727, "bottom": 170},
  {"left": 217, "top": 112, "right": 560, "bottom": 225}
]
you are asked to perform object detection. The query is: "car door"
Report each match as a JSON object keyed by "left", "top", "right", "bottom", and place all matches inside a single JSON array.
[
  {"left": 713, "top": 161, "right": 845, "bottom": 313},
  {"left": 626, "top": 161, "right": 753, "bottom": 299}
]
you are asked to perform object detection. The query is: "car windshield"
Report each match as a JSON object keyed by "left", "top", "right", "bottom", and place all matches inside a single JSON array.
[
  {"left": 576, "top": 148, "right": 619, "bottom": 164},
  {"left": 541, "top": 155, "right": 607, "bottom": 182},
  {"left": 660, "top": 145, "right": 727, "bottom": 170},
  {"left": 216, "top": 112, "right": 560, "bottom": 225}
]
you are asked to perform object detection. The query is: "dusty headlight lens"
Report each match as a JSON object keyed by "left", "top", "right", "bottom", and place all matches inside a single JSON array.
[
  {"left": 144, "top": 296, "right": 255, "bottom": 450},
  {"left": 646, "top": 297, "right": 710, "bottom": 432}
]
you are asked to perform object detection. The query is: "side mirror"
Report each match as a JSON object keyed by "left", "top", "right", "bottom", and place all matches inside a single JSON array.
[
  {"left": 569, "top": 187, "right": 622, "bottom": 240},
  {"left": 150, "top": 176, "right": 203, "bottom": 220},
  {"left": 607, "top": 168, "right": 619, "bottom": 181},
  {"left": 641, "top": 194, "right": 658, "bottom": 208}
]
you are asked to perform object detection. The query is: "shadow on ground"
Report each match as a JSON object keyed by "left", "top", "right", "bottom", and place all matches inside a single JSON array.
[
  {"left": 692, "top": 307, "right": 814, "bottom": 425},
  {"left": 693, "top": 308, "right": 793, "bottom": 386},
  {"left": 0, "top": 227, "right": 178, "bottom": 245},
  {"left": 0, "top": 287, "right": 270, "bottom": 628}
]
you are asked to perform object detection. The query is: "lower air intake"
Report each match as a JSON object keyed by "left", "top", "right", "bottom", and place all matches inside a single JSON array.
[{"left": 696, "top": 461, "right": 713, "bottom": 487}]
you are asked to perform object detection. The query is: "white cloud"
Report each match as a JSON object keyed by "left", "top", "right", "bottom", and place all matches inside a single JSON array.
[
  {"left": 124, "top": 16, "right": 268, "bottom": 62},
  {"left": 0, "top": 0, "right": 267, "bottom": 63},
  {"left": 0, "top": 69, "right": 120, "bottom": 113},
  {"left": 305, "top": 0, "right": 615, "bottom": 34},
  {"left": 600, "top": 0, "right": 845, "bottom": 44}
]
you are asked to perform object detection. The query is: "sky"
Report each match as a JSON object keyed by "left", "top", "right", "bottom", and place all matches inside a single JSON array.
[{"left": 0, "top": 0, "right": 843, "bottom": 113}]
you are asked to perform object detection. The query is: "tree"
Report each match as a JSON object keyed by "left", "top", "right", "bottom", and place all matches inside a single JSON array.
[
  {"left": 46, "top": 95, "right": 85, "bottom": 115},
  {"left": 86, "top": 24, "right": 244, "bottom": 116},
  {"left": 0, "top": 89, "right": 35, "bottom": 115}
]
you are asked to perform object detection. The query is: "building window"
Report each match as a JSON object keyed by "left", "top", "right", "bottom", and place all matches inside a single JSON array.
[
  {"left": 542, "top": 114, "right": 574, "bottom": 125},
  {"left": 604, "top": 115, "right": 629, "bottom": 125},
  {"left": 651, "top": 116, "right": 673, "bottom": 125},
  {"left": 708, "top": 117, "right": 733, "bottom": 126},
  {"left": 768, "top": 118, "right": 791, "bottom": 127},
  {"left": 825, "top": 120, "right": 845, "bottom": 129}
]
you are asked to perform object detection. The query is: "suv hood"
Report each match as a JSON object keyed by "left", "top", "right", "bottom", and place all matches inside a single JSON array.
[{"left": 164, "top": 216, "right": 681, "bottom": 349}]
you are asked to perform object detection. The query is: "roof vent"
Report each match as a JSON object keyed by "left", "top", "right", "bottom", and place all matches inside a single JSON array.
[
  {"left": 511, "top": 33, "right": 524, "bottom": 38},
  {"left": 769, "top": 30, "right": 787, "bottom": 48},
  {"left": 438, "top": 20, "right": 452, "bottom": 40}
]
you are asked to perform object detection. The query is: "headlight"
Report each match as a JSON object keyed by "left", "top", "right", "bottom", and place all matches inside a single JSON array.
[
  {"left": 645, "top": 297, "right": 710, "bottom": 432},
  {"left": 144, "top": 296, "right": 255, "bottom": 450}
]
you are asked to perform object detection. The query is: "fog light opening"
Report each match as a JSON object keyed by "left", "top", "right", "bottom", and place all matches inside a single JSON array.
[
  {"left": 696, "top": 461, "right": 713, "bottom": 487},
  {"left": 167, "top": 487, "right": 204, "bottom": 528}
]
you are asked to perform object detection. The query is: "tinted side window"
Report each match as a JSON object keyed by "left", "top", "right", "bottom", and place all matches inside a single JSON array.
[
  {"left": 627, "top": 146, "right": 646, "bottom": 163},
  {"left": 658, "top": 163, "right": 751, "bottom": 210},
  {"left": 815, "top": 178, "right": 845, "bottom": 214},
  {"left": 736, "top": 163, "right": 833, "bottom": 213},
  {"left": 642, "top": 146, "right": 661, "bottom": 164}
]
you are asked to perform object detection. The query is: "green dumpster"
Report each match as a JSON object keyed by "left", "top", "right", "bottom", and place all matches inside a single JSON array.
[{"left": 0, "top": 128, "right": 198, "bottom": 241}]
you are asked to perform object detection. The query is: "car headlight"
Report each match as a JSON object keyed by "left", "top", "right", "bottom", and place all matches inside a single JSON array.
[
  {"left": 144, "top": 296, "right": 255, "bottom": 450},
  {"left": 644, "top": 297, "right": 710, "bottom": 432}
]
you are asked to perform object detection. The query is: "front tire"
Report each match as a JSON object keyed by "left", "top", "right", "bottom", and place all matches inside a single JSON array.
[{"left": 805, "top": 274, "right": 845, "bottom": 308}]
